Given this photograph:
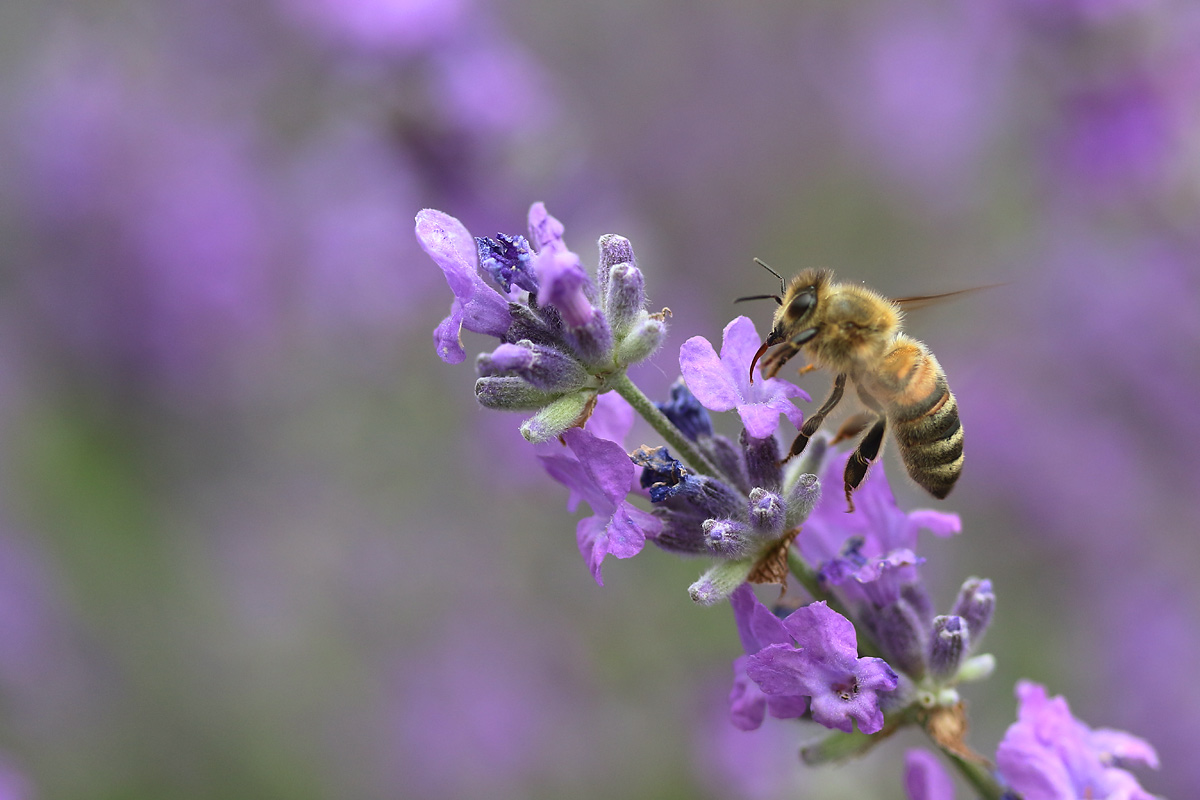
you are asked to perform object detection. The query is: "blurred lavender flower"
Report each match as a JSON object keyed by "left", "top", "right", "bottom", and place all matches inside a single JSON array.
[
  {"left": 13, "top": 54, "right": 278, "bottom": 396},
  {"left": 680, "top": 316, "right": 808, "bottom": 439},
  {"left": 274, "top": 0, "right": 467, "bottom": 54},
  {"left": 745, "top": 599, "right": 898, "bottom": 735},
  {"left": 904, "top": 749, "right": 955, "bottom": 800},
  {"left": 996, "top": 681, "right": 1159, "bottom": 800}
]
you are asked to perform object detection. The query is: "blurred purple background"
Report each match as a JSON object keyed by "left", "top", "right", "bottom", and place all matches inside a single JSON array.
[{"left": 0, "top": 0, "right": 1197, "bottom": 797}]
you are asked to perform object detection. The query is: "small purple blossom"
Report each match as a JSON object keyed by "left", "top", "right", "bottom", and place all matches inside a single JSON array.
[
  {"left": 680, "top": 316, "right": 808, "bottom": 439},
  {"left": 746, "top": 601, "right": 898, "bottom": 734},
  {"left": 996, "top": 681, "right": 1159, "bottom": 800},
  {"left": 905, "top": 749, "right": 956, "bottom": 800},
  {"left": 528, "top": 202, "right": 594, "bottom": 328},
  {"left": 539, "top": 427, "right": 661, "bottom": 585},
  {"left": 728, "top": 585, "right": 809, "bottom": 730},
  {"left": 416, "top": 209, "right": 512, "bottom": 364}
]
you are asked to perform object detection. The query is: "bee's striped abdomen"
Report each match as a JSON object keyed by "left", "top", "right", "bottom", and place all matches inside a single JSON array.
[{"left": 887, "top": 347, "right": 963, "bottom": 499}]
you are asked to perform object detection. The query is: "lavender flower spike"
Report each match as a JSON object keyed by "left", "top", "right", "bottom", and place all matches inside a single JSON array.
[
  {"left": 416, "top": 209, "right": 512, "bottom": 364},
  {"left": 996, "top": 681, "right": 1159, "bottom": 800},
  {"left": 539, "top": 427, "right": 662, "bottom": 585},
  {"left": 680, "top": 316, "right": 808, "bottom": 439},
  {"left": 747, "top": 601, "right": 898, "bottom": 734}
]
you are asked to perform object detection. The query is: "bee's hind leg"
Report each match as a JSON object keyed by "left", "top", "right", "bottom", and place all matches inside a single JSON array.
[
  {"left": 784, "top": 373, "right": 847, "bottom": 461},
  {"left": 843, "top": 416, "right": 886, "bottom": 512}
]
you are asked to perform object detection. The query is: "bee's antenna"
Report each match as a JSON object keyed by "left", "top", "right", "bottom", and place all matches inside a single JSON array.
[
  {"left": 753, "top": 258, "right": 786, "bottom": 294},
  {"left": 734, "top": 294, "right": 783, "bottom": 305}
]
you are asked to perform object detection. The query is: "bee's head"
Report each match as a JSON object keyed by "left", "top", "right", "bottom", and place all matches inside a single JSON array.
[{"left": 771, "top": 269, "right": 828, "bottom": 340}]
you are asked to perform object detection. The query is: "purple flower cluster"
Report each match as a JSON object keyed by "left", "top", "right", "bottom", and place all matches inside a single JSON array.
[
  {"left": 422, "top": 203, "right": 1167, "bottom": 798},
  {"left": 417, "top": 203, "right": 668, "bottom": 444}
]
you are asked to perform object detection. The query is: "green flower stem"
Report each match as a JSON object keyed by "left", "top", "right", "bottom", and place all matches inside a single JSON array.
[
  {"left": 940, "top": 748, "right": 1006, "bottom": 800},
  {"left": 610, "top": 372, "right": 724, "bottom": 480}
]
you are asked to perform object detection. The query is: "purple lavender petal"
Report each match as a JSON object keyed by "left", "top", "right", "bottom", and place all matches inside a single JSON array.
[
  {"left": 904, "top": 749, "right": 957, "bottom": 800},
  {"left": 749, "top": 602, "right": 898, "bottom": 734},
  {"left": 680, "top": 336, "right": 739, "bottom": 411},
  {"left": 417, "top": 209, "right": 512, "bottom": 362},
  {"left": 576, "top": 515, "right": 613, "bottom": 585},
  {"left": 718, "top": 315, "right": 764, "bottom": 396},
  {"left": 1090, "top": 728, "right": 1161, "bottom": 770},
  {"left": 729, "top": 583, "right": 791, "bottom": 654},
  {"left": 729, "top": 655, "right": 770, "bottom": 731},
  {"left": 528, "top": 203, "right": 594, "bottom": 328},
  {"left": 562, "top": 428, "right": 634, "bottom": 506},
  {"left": 736, "top": 402, "right": 789, "bottom": 441},
  {"left": 585, "top": 391, "right": 636, "bottom": 448}
]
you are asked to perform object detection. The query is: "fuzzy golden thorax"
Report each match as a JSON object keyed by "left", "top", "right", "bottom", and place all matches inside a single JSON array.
[{"left": 769, "top": 271, "right": 901, "bottom": 377}]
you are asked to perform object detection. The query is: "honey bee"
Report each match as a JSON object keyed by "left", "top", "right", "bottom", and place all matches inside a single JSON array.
[{"left": 740, "top": 260, "right": 966, "bottom": 510}]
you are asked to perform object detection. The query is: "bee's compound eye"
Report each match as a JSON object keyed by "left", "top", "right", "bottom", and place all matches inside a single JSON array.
[{"left": 788, "top": 289, "right": 815, "bottom": 319}]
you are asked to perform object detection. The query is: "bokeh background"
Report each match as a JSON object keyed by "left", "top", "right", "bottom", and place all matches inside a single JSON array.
[{"left": 0, "top": 0, "right": 1197, "bottom": 797}]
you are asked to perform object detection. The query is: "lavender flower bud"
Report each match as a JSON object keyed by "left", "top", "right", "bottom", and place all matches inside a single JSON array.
[
  {"left": 702, "top": 519, "right": 755, "bottom": 558},
  {"left": 475, "top": 376, "right": 561, "bottom": 411},
  {"left": 605, "top": 263, "right": 646, "bottom": 338},
  {"left": 476, "top": 341, "right": 590, "bottom": 394},
  {"left": 929, "top": 615, "right": 970, "bottom": 681},
  {"left": 689, "top": 558, "right": 755, "bottom": 606},
  {"left": 784, "top": 473, "right": 821, "bottom": 528},
  {"left": 700, "top": 435, "right": 749, "bottom": 494},
  {"left": 747, "top": 488, "right": 785, "bottom": 535},
  {"left": 678, "top": 475, "right": 745, "bottom": 520},
  {"left": 519, "top": 391, "right": 594, "bottom": 444},
  {"left": 655, "top": 379, "right": 714, "bottom": 441},
  {"left": 654, "top": 514, "right": 709, "bottom": 555},
  {"left": 504, "top": 302, "right": 560, "bottom": 348},
  {"left": 597, "top": 233, "right": 636, "bottom": 302},
  {"left": 957, "top": 653, "right": 996, "bottom": 683},
  {"left": 613, "top": 313, "right": 664, "bottom": 366},
  {"left": 864, "top": 599, "right": 929, "bottom": 680},
  {"left": 740, "top": 431, "right": 782, "bottom": 490},
  {"left": 565, "top": 311, "right": 614, "bottom": 366},
  {"left": 950, "top": 577, "right": 995, "bottom": 646}
]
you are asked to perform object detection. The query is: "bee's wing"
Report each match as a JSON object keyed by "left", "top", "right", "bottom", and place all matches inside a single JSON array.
[{"left": 891, "top": 284, "right": 1004, "bottom": 312}]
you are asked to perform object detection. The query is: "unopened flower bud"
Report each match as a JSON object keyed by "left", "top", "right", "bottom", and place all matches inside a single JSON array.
[
  {"left": 477, "top": 341, "right": 590, "bottom": 393},
  {"left": 950, "top": 577, "right": 995, "bottom": 647},
  {"left": 614, "top": 313, "right": 665, "bottom": 366},
  {"left": 702, "top": 519, "right": 755, "bottom": 558},
  {"left": 740, "top": 431, "right": 781, "bottom": 489},
  {"left": 605, "top": 263, "right": 646, "bottom": 338},
  {"left": 655, "top": 379, "right": 714, "bottom": 442},
  {"left": 519, "top": 391, "right": 594, "bottom": 443},
  {"left": 747, "top": 487, "right": 785, "bottom": 535},
  {"left": 689, "top": 559, "right": 754, "bottom": 606},
  {"left": 475, "top": 376, "right": 561, "bottom": 411},
  {"left": 785, "top": 473, "right": 821, "bottom": 527},
  {"left": 864, "top": 599, "right": 929, "bottom": 680},
  {"left": 929, "top": 615, "right": 970, "bottom": 681}
]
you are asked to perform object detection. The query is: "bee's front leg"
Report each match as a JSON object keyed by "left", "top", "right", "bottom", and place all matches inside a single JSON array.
[{"left": 783, "top": 373, "right": 847, "bottom": 462}]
